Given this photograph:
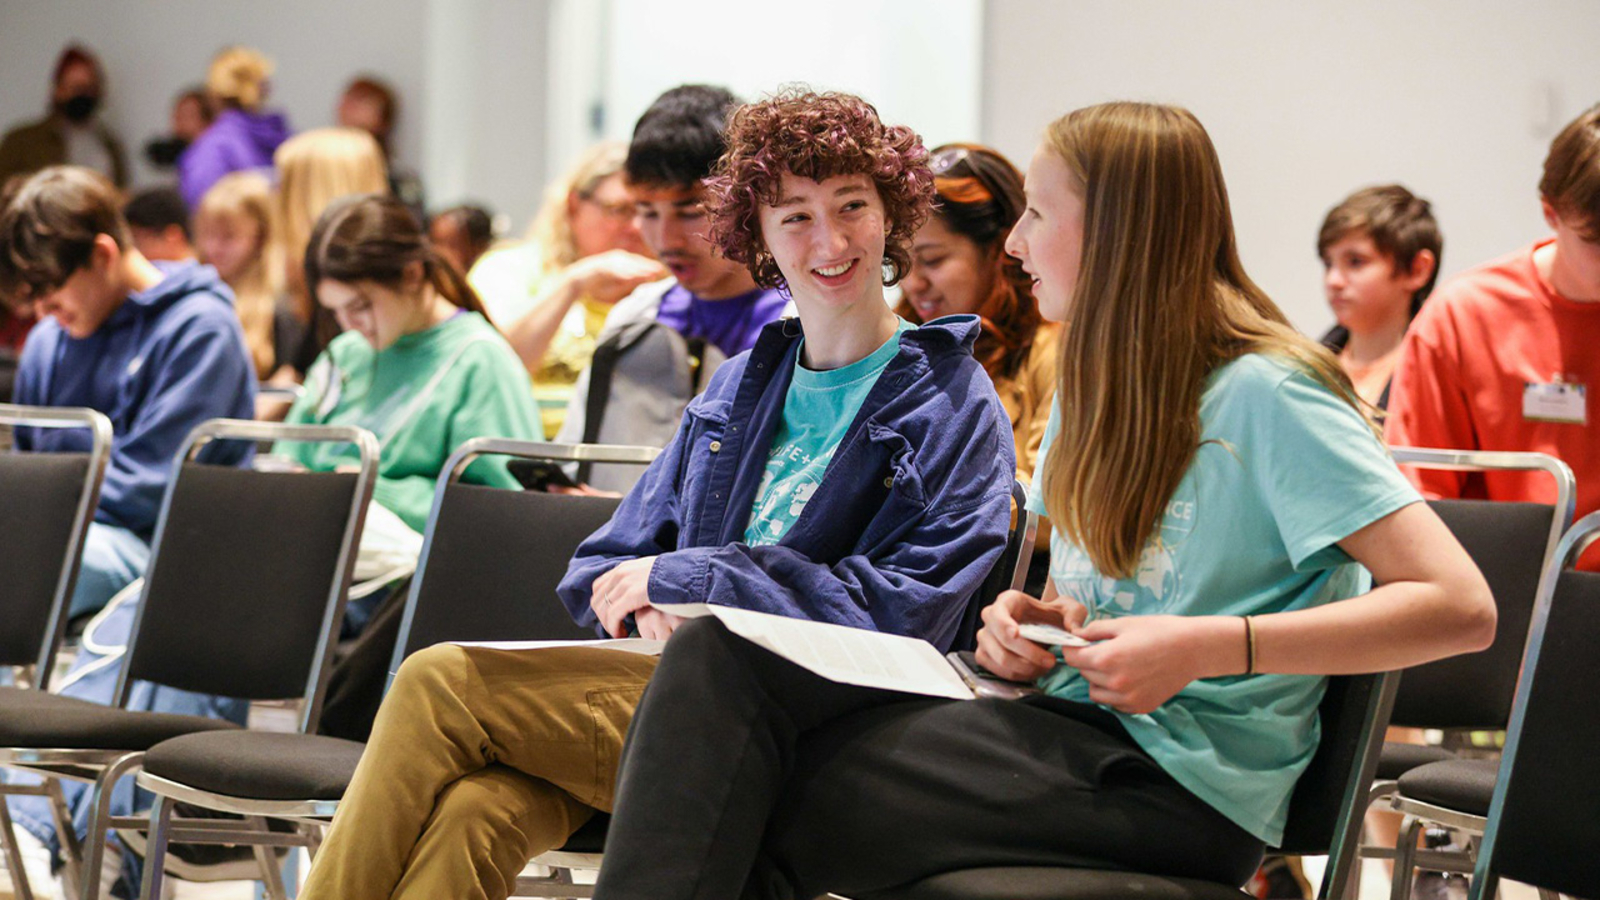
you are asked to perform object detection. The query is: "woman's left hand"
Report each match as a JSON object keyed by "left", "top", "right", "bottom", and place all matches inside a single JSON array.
[
  {"left": 1061, "top": 615, "right": 1244, "bottom": 715},
  {"left": 591, "top": 557, "right": 658, "bottom": 638}
]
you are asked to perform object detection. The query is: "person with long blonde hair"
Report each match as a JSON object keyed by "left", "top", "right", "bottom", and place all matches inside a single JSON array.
[
  {"left": 194, "top": 171, "right": 302, "bottom": 381},
  {"left": 274, "top": 126, "right": 389, "bottom": 371},
  {"left": 468, "top": 141, "right": 665, "bottom": 435},
  {"left": 586, "top": 101, "right": 1498, "bottom": 899}
]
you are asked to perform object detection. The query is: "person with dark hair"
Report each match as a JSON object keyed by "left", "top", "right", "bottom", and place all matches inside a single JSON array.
[
  {"left": 178, "top": 46, "right": 292, "bottom": 209},
  {"left": 1388, "top": 102, "right": 1600, "bottom": 570},
  {"left": 899, "top": 143, "right": 1058, "bottom": 485},
  {"left": 428, "top": 203, "right": 495, "bottom": 276},
  {"left": 144, "top": 86, "right": 214, "bottom": 170},
  {"left": 0, "top": 45, "right": 127, "bottom": 188},
  {"left": 293, "top": 87, "right": 1013, "bottom": 900},
  {"left": 338, "top": 75, "right": 426, "bottom": 216},
  {"left": 550, "top": 84, "right": 789, "bottom": 491},
  {"left": 122, "top": 186, "right": 195, "bottom": 262},
  {"left": 0, "top": 165, "right": 254, "bottom": 899},
  {"left": 1316, "top": 184, "right": 1440, "bottom": 411}
]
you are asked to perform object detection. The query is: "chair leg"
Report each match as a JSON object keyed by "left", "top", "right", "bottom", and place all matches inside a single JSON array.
[
  {"left": 77, "top": 752, "right": 142, "bottom": 900},
  {"left": 138, "top": 796, "right": 174, "bottom": 900},
  {"left": 247, "top": 817, "right": 288, "bottom": 900},
  {"left": 1389, "top": 815, "right": 1425, "bottom": 900},
  {"left": 44, "top": 780, "right": 82, "bottom": 900},
  {"left": 0, "top": 794, "right": 39, "bottom": 900}
]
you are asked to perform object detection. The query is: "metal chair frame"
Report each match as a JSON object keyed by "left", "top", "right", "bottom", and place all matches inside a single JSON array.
[
  {"left": 0, "top": 418, "right": 376, "bottom": 900},
  {"left": 1385, "top": 512, "right": 1600, "bottom": 900},
  {"left": 130, "top": 440, "right": 657, "bottom": 900},
  {"left": 1355, "top": 447, "right": 1574, "bottom": 891}
]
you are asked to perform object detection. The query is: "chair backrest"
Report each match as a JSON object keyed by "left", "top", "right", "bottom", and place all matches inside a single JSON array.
[
  {"left": 948, "top": 480, "right": 1035, "bottom": 653},
  {"left": 0, "top": 404, "right": 111, "bottom": 681},
  {"left": 118, "top": 419, "right": 377, "bottom": 732},
  {"left": 389, "top": 439, "right": 660, "bottom": 675},
  {"left": 1471, "top": 513, "right": 1600, "bottom": 899},
  {"left": 1387, "top": 448, "right": 1574, "bottom": 730}
]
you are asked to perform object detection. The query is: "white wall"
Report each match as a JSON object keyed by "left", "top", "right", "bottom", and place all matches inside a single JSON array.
[
  {"left": 982, "top": 0, "right": 1600, "bottom": 334},
  {"left": 0, "top": 0, "right": 550, "bottom": 232}
]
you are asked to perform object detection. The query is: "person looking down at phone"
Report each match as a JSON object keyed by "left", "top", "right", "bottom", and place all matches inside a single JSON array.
[
  {"left": 585, "top": 101, "right": 1497, "bottom": 900},
  {"left": 292, "top": 87, "right": 1014, "bottom": 900}
]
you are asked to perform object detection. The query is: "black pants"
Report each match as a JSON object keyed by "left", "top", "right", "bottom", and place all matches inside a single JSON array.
[{"left": 595, "top": 617, "right": 1264, "bottom": 900}]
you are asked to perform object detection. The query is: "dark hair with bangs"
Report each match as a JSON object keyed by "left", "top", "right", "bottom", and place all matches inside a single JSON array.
[
  {"left": 0, "top": 166, "right": 128, "bottom": 306},
  {"left": 624, "top": 85, "right": 740, "bottom": 190},
  {"left": 1317, "top": 183, "right": 1442, "bottom": 318},
  {"left": 306, "top": 193, "right": 487, "bottom": 319},
  {"left": 707, "top": 87, "right": 934, "bottom": 289}
]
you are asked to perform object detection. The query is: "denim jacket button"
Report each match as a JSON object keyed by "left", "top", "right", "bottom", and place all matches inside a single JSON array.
[
  {"left": 883, "top": 476, "right": 894, "bottom": 489},
  {"left": 709, "top": 440, "right": 722, "bottom": 453}
]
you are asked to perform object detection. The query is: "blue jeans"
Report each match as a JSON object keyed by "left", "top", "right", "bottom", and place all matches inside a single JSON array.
[{"left": 5, "top": 524, "right": 247, "bottom": 894}]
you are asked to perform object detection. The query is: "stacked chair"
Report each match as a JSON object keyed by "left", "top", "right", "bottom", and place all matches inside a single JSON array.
[
  {"left": 126, "top": 439, "right": 659, "bottom": 900},
  {"left": 0, "top": 404, "right": 112, "bottom": 900},
  {"left": 0, "top": 418, "right": 378, "bottom": 900}
]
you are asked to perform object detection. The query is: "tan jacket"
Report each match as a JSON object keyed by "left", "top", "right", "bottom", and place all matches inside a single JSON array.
[
  {"left": 0, "top": 115, "right": 127, "bottom": 188},
  {"left": 994, "top": 322, "right": 1060, "bottom": 487}
]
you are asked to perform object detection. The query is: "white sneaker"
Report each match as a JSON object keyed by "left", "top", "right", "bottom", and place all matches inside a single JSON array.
[{"left": 6, "top": 827, "right": 65, "bottom": 900}]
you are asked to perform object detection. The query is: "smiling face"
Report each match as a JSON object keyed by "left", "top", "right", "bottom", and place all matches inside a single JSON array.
[
  {"left": 316, "top": 277, "right": 420, "bottom": 350},
  {"left": 757, "top": 172, "right": 887, "bottom": 313},
  {"left": 633, "top": 183, "right": 752, "bottom": 299},
  {"left": 1005, "top": 145, "right": 1084, "bottom": 323},
  {"left": 902, "top": 215, "right": 992, "bottom": 321}
]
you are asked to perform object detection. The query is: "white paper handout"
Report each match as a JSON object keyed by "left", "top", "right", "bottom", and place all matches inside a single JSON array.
[{"left": 653, "top": 603, "right": 975, "bottom": 701}]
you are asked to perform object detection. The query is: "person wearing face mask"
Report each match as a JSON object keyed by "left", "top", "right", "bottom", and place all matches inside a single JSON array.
[{"left": 0, "top": 45, "right": 128, "bottom": 189}]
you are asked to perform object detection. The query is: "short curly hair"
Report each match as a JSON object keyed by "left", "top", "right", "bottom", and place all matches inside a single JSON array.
[{"left": 707, "top": 88, "right": 934, "bottom": 290}]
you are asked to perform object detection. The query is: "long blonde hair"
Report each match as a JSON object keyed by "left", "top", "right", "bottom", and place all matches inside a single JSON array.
[
  {"left": 1042, "top": 102, "right": 1366, "bottom": 578},
  {"left": 275, "top": 127, "right": 389, "bottom": 320},
  {"left": 525, "top": 141, "right": 628, "bottom": 274},
  {"left": 196, "top": 172, "right": 283, "bottom": 377}
]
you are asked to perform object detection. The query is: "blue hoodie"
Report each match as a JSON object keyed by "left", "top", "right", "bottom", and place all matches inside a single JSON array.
[
  {"left": 13, "top": 262, "right": 257, "bottom": 537},
  {"left": 558, "top": 315, "right": 1015, "bottom": 651}
]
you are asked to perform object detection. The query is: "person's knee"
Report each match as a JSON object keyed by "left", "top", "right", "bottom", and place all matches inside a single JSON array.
[{"left": 389, "top": 644, "right": 470, "bottom": 707}]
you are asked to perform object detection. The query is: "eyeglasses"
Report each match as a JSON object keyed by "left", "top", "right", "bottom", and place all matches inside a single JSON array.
[
  {"left": 929, "top": 146, "right": 972, "bottom": 177},
  {"left": 579, "top": 194, "right": 636, "bottom": 220}
]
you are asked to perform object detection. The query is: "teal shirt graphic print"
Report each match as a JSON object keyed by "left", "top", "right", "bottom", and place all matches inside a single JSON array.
[{"left": 745, "top": 321, "right": 910, "bottom": 547}]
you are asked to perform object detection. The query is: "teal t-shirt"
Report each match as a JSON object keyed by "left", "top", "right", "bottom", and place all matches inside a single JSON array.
[
  {"left": 745, "top": 320, "right": 912, "bottom": 546},
  {"left": 279, "top": 311, "right": 541, "bottom": 532},
  {"left": 1025, "top": 353, "right": 1419, "bottom": 845}
]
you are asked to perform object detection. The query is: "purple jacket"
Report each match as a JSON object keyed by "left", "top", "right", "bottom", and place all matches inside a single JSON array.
[
  {"left": 176, "top": 108, "right": 291, "bottom": 208},
  {"left": 557, "top": 315, "right": 1014, "bottom": 651}
]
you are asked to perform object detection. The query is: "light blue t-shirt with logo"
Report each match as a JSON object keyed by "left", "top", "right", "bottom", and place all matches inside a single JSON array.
[
  {"left": 1025, "top": 353, "right": 1419, "bottom": 845},
  {"left": 745, "top": 320, "right": 913, "bottom": 546}
]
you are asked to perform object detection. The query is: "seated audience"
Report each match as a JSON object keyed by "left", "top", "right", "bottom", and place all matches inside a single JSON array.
[
  {"left": 552, "top": 85, "right": 790, "bottom": 490},
  {"left": 194, "top": 171, "right": 304, "bottom": 382},
  {"left": 178, "top": 45, "right": 291, "bottom": 210},
  {"left": 294, "top": 87, "right": 1014, "bottom": 900},
  {"left": 337, "top": 75, "right": 425, "bottom": 218},
  {"left": 1317, "top": 184, "right": 1440, "bottom": 411},
  {"left": 590, "top": 100, "right": 1496, "bottom": 900},
  {"left": 144, "top": 86, "right": 213, "bottom": 170},
  {"left": 1387, "top": 103, "right": 1600, "bottom": 569},
  {"left": 428, "top": 203, "right": 495, "bottom": 276},
  {"left": 898, "top": 142, "right": 1058, "bottom": 485},
  {"left": 0, "top": 45, "right": 127, "bottom": 188},
  {"left": 279, "top": 193, "right": 540, "bottom": 739},
  {"left": 122, "top": 186, "right": 195, "bottom": 262},
  {"left": 0, "top": 166, "right": 254, "bottom": 898},
  {"left": 274, "top": 126, "right": 389, "bottom": 374},
  {"left": 468, "top": 142, "right": 665, "bottom": 436}
]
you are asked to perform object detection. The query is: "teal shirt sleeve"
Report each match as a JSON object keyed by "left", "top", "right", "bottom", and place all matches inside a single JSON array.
[
  {"left": 1024, "top": 399, "right": 1060, "bottom": 519},
  {"left": 448, "top": 339, "right": 543, "bottom": 490}
]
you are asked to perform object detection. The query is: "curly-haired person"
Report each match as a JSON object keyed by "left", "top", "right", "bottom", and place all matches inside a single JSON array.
[{"left": 294, "top": 87, "right": 1016, "bottom": 900}]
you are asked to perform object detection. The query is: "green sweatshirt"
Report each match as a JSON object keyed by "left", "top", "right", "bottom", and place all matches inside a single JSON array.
[{"left": 280, "top": 311, "right": 540, "bottom": 532}]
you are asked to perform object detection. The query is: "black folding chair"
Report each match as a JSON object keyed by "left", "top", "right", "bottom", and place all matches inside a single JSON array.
[
  {"left": 0, "top": 404, "right": 111, "bottom": 899},
  {"left": 848, "top": 669, "right": 1397, "bottom": 900},
  {"left": 1384, "top": 512, "right": 1600, "bottom": 900},
  {"left": 1356, "top": 448, "right": 1574, "bottom": 889},
  {"left": 0, "top": 419, "right": 376, "bottom": 900},
  {"left": 130, "top": 439, "right": 658, "bottom": 900}
]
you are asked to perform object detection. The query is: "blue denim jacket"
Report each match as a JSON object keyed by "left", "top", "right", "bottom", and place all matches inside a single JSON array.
[{"left": 557, "top": 314, "right": 1015, "bottom": 652}]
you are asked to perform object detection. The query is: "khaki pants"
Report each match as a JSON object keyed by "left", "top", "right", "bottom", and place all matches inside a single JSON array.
[{"left": 298, "top": 643, "right": 660, "bottom": 900}]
